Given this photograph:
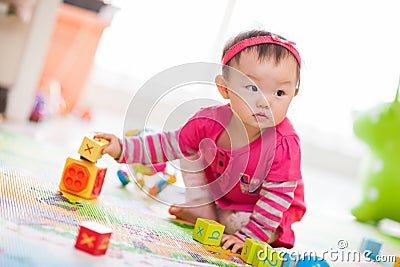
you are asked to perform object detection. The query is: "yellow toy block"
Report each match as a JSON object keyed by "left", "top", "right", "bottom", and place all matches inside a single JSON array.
[
  {"left": 252, "top": 243, "right": 284, "bottom": 267},
  {"left": 59, "top": 157, "right": 107, "bottom": 199},
  {"left": 78, "top": 136, "right": 109, "bottom": 163},
  {"left": 240, "top": 238, "right": 266, "bottom": 264},
  {"left": 394, "top": 256, "right": 400, "bottom": 267},
  {"left": 192, "top": 218, "right": 225, "bottom": 246}
]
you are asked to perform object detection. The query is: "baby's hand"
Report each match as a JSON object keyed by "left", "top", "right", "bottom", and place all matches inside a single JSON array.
[
  {"left": 94, "top": 133, "right": 122, "bottom": 160},
  {"left": 221, "top": 234, "right": 244, "bottom": 253}
]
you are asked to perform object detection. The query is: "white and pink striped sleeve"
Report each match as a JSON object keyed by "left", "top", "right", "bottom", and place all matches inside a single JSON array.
[
  {"left": 116, "top": 106, "right": 221, "bottom": 165},
  {"left": 234, "top": 180, "right": 298, "bottom": 242},
  {"left": 117, "top": 129, "right": 196, "bottom": 164}
]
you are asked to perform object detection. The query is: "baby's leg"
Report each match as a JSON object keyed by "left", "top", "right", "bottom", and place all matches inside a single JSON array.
[
  {"left": 168, "top": 154, "right": 217, "bottom": 224},
  {"left": 169, "top": 202, "right": 218, "bottom": 224}
]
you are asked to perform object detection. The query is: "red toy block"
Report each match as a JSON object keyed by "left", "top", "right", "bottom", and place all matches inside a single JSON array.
[{"left": 75, "top": 221, "right": 112, "bottom": 255}]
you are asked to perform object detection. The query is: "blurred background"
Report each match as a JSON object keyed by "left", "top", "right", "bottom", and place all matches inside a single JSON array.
[
  {"left": 1, "top": 2, "right": 400, "bottom": 264},
  {"left": 1, "top": 0, "right": 400, "bottom": 178}
]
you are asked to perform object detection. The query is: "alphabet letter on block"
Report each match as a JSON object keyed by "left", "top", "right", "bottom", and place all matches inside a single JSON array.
[
  {"left": 252, "top": 243, "right": 282, "bottom": 267},
  {"left": 192, "top": 218, "right": 225, "bottom": 246},
  {"left": 78, "top": 136, "right": 109, "bottom": 163},
  {"left": 240, "top": 238, "right": 266, "bottom": 264}
]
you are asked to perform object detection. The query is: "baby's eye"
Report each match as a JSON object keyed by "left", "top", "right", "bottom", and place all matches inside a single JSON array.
[
  {"left": 245, "top": 85, "right": 258, "bottom": 92},
  {"left": 274, "top": 90, "right": 285, "bottom": 96}
]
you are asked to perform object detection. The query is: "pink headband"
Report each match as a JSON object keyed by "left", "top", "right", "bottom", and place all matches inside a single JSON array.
[{"left": 222, "top": 34, "right": 301, "bottom": 69}]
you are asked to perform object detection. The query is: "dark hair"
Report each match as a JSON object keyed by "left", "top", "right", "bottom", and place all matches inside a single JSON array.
[{"left": 222, "top": 30, "right": 300, "bottom": 88}]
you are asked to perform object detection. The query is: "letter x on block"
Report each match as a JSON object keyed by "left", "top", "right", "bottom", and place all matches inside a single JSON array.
[
  {"left": 197, "top": 226, "right": 204, "bottom": 236},
  {"left": 80, "top": 233, "right": 96, "bottom": 248}
]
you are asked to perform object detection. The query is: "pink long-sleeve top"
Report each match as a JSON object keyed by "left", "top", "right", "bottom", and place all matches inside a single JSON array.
[{"left": 118, "top": 104, "right": 306, "bottom": 248}]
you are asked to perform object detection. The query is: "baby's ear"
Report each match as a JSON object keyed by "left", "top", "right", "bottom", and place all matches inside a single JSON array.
[
  {"left": 215, "top": 75, "right": 229, "bottom": 99},
  {"left": 294, "top": 88, "right": 299, "bottom": 97}
]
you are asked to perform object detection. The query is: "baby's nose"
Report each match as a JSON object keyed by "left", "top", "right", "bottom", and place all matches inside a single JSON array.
[{"left": 256, "top": 96, "right": 270, "bottom": 108}]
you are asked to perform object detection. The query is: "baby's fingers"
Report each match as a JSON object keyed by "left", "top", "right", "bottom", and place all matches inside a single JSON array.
[
  {"left": 231, "top": 243, "right": 243, "bottom": 254},
  {"left": 101, "top": 145, "right": 113, "bottom": 155},
  {"left": 222, "top": 238, "right": 235, "bottom": 250},
  {"left": 221, "top": 234, "right": 230, "bottom": 244},
  {"left": 94, "top": 133, "right": 116, "bottom": 142}
]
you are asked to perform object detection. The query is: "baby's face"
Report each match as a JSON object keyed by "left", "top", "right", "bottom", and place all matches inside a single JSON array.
[{"left": 225, "top": 50, "right": 298, "bottom": 132}]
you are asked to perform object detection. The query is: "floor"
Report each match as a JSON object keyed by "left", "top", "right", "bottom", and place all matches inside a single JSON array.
[{"left": 1, "top": 101, "right": 399, "bottom": 266}]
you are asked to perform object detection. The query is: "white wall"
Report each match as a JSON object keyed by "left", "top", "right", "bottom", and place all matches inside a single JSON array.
[{"left": 0, "top": 9, "right": 29, "bottom": 87}]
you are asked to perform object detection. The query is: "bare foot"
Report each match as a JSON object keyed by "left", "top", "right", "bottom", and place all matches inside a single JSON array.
[{"left": 169, "top": 201, "right": 218, "bottom": 224}]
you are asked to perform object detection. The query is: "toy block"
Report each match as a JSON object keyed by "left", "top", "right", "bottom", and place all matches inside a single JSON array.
[
  {"left": 60, "top": 157, "right": 107, "bottom": 199},
  {"left": 252, "top": 243, "right": 282, "bottom": 267},
  {"left": 240, "top": 238, "right": 266, "bottom": 264},
  {"left": 78, "top": 136, "right": 109, "bottom": 163},
  {"left": 75, "top": 221, "right": 112, "bottom": 255},
  {"left": 192, "top": 218, "right": 225, "bottom": 246},
  {"left": 359, "top": 237, "right": 382, "bottom": 260}
]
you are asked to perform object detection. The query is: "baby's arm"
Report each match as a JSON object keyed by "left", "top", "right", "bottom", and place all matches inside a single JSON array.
[
  {"left": 233, "top": 134, "right": 303, "bottom": 245},
  {"left": 95, "top": 128, "right": 198, "bottom": 165},
  {"left": 96, "top": 108, "right": 209, "bottom": 165},
  {"left": 234, "top": 180, "right": 298, "bottom": 243}
]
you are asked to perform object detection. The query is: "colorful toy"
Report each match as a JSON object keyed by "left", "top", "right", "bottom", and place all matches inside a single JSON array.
[
  {"left": 121, "top": 128, "right": 167, "bottom": 188},
  {"left": 295, "top": 255, "right": 330, "bottom": 267},
  {"left": 117, "top": 169, "right": 131, "bottom": 186},
  {"left": 132, "top": 162, "right": 167, "bottom": 183},
  {"left": 29, "top": 92, "right": 46, "bottom": 122},
  {"left": 59, "top": 157, "right": 107, "bottom": 199},
  {"left": 75, "top": 221, "right": 112, "bottom": 255},
  {"left": 78, "top": 136, "right": 109, "bottom": 163},
  {"left": 352, "top": 77, "right": 400, "bottom": 223},
  {"left": 359, "top": 237, "right": 382, "bottom": 261},
  {"left": 116, "top": 128, "right": 178, "bottom": 196},
  {"left": 192, "top": 218, "right": 225, "bottom": 246},
  {"left": 148, "top": 172, "right": 177, "bottom": 196},
  {"left": 117, "top": 163, "right": 176, "bottom": 196},
  {"left": 134, "top": 163, "right": 166, "bottom": 175},
  {"left": 240, "top": 238, "right": 266, "bottom": 264},
  {"left": 59, "top": 135, "right": 108, "bottom": 199}
]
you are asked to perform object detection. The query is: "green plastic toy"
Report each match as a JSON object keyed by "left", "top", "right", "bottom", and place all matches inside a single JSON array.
[{"left": 352, "top": 77, "right": 400, "bottom": 223}]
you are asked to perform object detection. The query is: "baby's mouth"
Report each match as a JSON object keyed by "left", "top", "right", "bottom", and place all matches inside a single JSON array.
[
  {"left": 253, "top": 113, "right": 269, "bottom": 120},
  {"left": 254, "top": 113, "right": 269, "bottom": 119}
]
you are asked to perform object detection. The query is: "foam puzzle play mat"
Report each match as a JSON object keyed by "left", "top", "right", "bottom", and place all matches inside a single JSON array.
[{"left": 1, "top": 130, "right": 399, "bottom": 267}]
